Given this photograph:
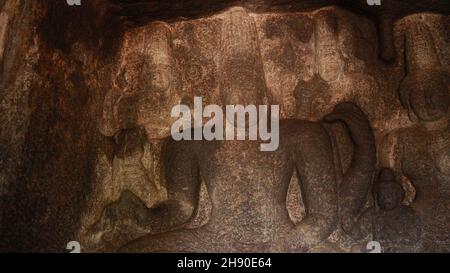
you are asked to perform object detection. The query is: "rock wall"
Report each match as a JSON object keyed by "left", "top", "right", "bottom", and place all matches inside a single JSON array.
[
  {"left": 0, "top": 1, "right": 449, "bottom": 252},
  {"left": 0, "top": 0, "right": 120, "bottom": 252}
]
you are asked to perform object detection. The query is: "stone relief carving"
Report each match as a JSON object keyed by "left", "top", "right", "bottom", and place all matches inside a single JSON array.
[
  {"left": 80, "top": 7, "right": 376, "bottom": 253},
  {"left": 380, "top": 18, "right": 450, "bottom": 252},
  {"left": 341, "top": 169, "right": 422, "bottom": 253},
  {"left": 75, "top": 7, "right": 449, "bottom": 253}
]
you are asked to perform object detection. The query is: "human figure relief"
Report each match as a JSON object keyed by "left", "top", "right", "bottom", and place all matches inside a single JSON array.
[
  {"left": 81, "top": 128, "right": 164, "bottom": 250},
  {"left": 347, "top": 169, "right": 421, "bottom": 253},
  {"left": 118, "top": 7, "right": 376, "bottom": 253},
  {"left": 80, "top": 22, "right": 179, "bottom": 249},
  {"left": 380, "top": 20, "right": 450, "bottom": 252}
]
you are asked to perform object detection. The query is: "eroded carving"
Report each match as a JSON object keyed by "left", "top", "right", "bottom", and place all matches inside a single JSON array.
[
  {"left": 78, "top": 7, "right": 448, "bottom": 254},
  {"left": 344, "top": 169, "right": 421, "bottom": 253},
  {"left": 2, "top": 0, "right": 450, "bottom": 254},
  {"left": 115, "top": 7, "right": 376, "bottom": 253}
]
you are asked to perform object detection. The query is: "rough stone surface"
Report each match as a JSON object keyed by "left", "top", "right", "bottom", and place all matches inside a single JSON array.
[{"left": 0, "top": 0, "right": 449, "bottom": 253}]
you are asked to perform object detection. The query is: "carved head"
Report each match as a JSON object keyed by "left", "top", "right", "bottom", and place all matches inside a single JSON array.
[
  {"left": 116, "top": 22, "right": 174, "bottom": 97},
  {"left": 376, "top": 169, "right": 404, "bottom": 211},
  {"left": 103, "top": 21, "right": 181, "bottom": 140},
  {"left": 144, "top": 22, "right": 174, "bottom": 95}
]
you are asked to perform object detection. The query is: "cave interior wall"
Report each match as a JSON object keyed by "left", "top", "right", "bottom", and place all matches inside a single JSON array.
[{"left": 0, "top": 0, "right": 449, "bottom": 252}]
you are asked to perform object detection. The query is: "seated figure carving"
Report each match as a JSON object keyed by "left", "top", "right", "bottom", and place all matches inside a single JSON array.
[
  {"left": 82, "top": 21, "right": 180, "bottom": 249},
  {"left": 380, "top": 20, "right": 450, "bottom": 252},
  {"left": 118, "top": 8, "right": 376, "bottom": 253}
]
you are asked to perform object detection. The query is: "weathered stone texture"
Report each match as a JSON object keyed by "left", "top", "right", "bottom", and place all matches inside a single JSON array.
[{"left": 0, "top": 1, "right": 449, "bottom": 253}]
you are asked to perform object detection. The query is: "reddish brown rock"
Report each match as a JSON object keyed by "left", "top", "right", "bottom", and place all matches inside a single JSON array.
[{"left": 0, "top": 0, "right": 449, "bottom": 253}]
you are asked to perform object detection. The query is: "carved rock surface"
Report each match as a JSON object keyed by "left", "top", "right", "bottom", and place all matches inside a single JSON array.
[{"left": 0, "top": 1, "right": 449, "bottom": 252}]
